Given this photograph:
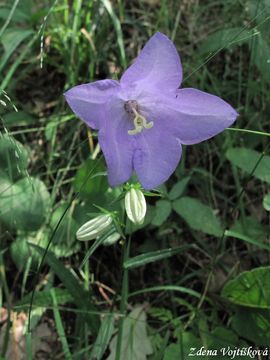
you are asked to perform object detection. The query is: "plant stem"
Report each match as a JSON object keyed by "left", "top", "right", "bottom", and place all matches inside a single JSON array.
[{"left": 115, "top": 236, "right": 131, "bottom": 360}]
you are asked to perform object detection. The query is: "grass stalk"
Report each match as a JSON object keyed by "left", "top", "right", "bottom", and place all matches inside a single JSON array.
[
  {"left": 115, "top": 236, "right": 131, "bottom": 360},
  {"left": 51, "top": 288, "right": 73, "bottom": 360}
]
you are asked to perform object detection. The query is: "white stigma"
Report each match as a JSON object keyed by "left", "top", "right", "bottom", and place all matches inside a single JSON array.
[{"left": 124, "top": 100, "right": 153, "bottom": 135}]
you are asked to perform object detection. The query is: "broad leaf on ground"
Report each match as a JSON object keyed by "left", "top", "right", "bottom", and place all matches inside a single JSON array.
[
  {"left": 226, "top": 148, "right": 270, "bottom": 183},
  {"left": 0, "top": 177, "right": 50, "bottom": 231},
  {"left": 173, "top": 197, "right": 223, "bottom": 237},
  {"left": 222, "top": 267, "right": 270, "bottom": 308},
  {"left": 107, "top": 306, "right": 153, "bottom": 360}
]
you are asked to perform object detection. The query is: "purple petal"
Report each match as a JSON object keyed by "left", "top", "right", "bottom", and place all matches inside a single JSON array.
[
  {"left": 133, "top": 125, "right": 182, "bottom": 190},
  {"left": 64, "top": 80, "right": 119, "bottom": 129},
  {"left": 120, "top": 32, "right": 182, "bottom": 92},
  {"left": 98, "top": 96, "right": 135, "bottom": 187},
  {"left": 147, "top": 88, "right": 238, "bottom": 145}
]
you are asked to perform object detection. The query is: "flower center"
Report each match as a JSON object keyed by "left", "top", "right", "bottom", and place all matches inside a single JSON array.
[{"left": 124, "top": 100, "right": 153, "bottom": 135}]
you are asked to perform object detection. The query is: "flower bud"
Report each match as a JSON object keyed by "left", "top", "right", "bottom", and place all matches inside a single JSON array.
[
  {"left": 76, "top": 214, "right": 112, "bottom": 241},
  {"left": 125, "top": 188, "right": 146, "bottom": 225},
  {"left": 103, "top": 232, "right": 121, "bottom": 246}
]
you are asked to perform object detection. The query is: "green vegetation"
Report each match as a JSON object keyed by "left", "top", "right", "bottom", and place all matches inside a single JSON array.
[{"left": 0, "top": 0, "right": 270, "bottom": 359}]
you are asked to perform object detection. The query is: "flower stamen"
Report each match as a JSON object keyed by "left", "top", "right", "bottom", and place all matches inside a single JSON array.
[{"left": 126, "top": 106, "right": 153, "bottom": 135}]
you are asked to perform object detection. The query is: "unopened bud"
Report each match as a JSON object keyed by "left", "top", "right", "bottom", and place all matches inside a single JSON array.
[
  {"left": 103, "top": 232, "right": 121, "bottom": 246},
  {"left": 76, "top": 214, "right": 112, "bottom": 241},
  {"left": 125, "top": 188, "right": 146, "bottom": 225}
]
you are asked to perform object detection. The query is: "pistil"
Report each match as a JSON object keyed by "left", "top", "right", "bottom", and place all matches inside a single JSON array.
[{"left": 124, "top": 100, "right": 153, "bottom": 135}]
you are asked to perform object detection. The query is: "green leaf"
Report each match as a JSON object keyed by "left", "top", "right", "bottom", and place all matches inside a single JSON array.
[
  {"left": 50, "top": 289, "right": 72, "bottom": 360},
  {"left": 164, "top": 344, "right": 182, "bottom": 360},
  {"left": 73, "top": 158, "right": 108, "bottom": 200},
  {"left": 225, "top": 216, "right": 270, "bottom": 250},
  {"left": 164, "top": 333, "right": 201, "bottom": 360},
  {"left": 0, "top": 7, "right": 29, "bottom": 22},
  {"left": 263, "top": 194, "right": 270, "bottom": 211},
  {"left": 11, "top": 227, "right": 79, "bottom": 271},
  {"left": 101, "top": 0, "right": 126, "bottom": 68},
  {"left": 151, "top": 200, "right": 172, "bottom": 226},
  {"left": 232, "top": 307, "right": 270, "bottom": 346},
  {"left": 222, "top": 266, "right": 270, "bottom": 308},
  {"left": 0, "top": 133, "right": 29, "bottom": 181},
  {"left": 148, "top": 307, "right": 173, "bottom": 322},
  {"left": 0, "top": 177, "right": 50, "bottom": 231},
  {"left": 79, "top": 227, "right": 117, "bottom": 269},
  {"left": 230, "top": 216, "right": 268, "bottom": 242},
  {"left": 173, "top": 197, "right": 223, "bottom": 237},
  {"left": 168, "top": 176, "right": 190, "bottom": 200},
  {"left": 2, "top": 111, "right": 36, "bottom": 127},
  {"left": 205, "top": 327, "right": 248, "bottom": 352},
  {"left": 225, "top": 230, "right": 270, "bottom": 251},
  {"left": 11, "top": 234, "right": 40, "bottom": 270},
  {"left": 90, "top": 314, "right": 114, "bottom": 360},
  {"left": 164, "top": 328, "right": 249, "bottom": 360},
  {"left": 16, "top": 288, "right": 73, "bottom": 310},
  {"left": 226, "top": 147, "right": 270, "bottom": 183},
  {"left": 199, "top": 27, "right": 252, "bottom": 54},
  {"left": 49, "top": 203, "right": 78, "bottom": 249},
  {"left": 247, "top": 0, "right": 270, "bottom": 35},
  {"left": 107, "top": 306, "right": 153, "bottom": 360},
  {"left": 30, "top": 244, "right": 99, "bottom": 334},
  {"left": 253, "top": 35, "right": 270, "bottom": 82},
  {"left": 0, "top": 28, "right": 33, "bottom": 71},
  {"left": 129, "top": 285, "right": 201, "bottom": 300},
  {"left": 124, "top": 245, "right": 192, "bottom": 270}
]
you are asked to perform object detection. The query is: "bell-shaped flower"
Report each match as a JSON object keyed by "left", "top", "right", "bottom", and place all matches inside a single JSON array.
[
  {"left": 76, "top": 214, "right": 112, "bottom": 241},
  {"left": 65, "top": 32, "right": 238, "bottom": 190},
  {"left": 125, "top": 188, "right": 147, "bottom": 225}
]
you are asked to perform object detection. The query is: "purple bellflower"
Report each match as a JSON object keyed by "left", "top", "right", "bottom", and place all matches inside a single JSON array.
[{"left": 65, "top": 32, "right": 238, "bottom": 190}]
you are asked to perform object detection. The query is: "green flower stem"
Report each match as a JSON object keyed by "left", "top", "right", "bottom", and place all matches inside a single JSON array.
[
  {"left": 115, "top": 236, "right": 131, "bottom": 360},
  {"left": 226, "top": 127, "right": 270, "bottom": 138}
]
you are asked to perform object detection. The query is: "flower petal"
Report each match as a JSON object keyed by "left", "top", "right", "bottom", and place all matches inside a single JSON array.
[
  {"left": 133, "top": 125, "right": 182, "bottom": 190},
  {"left": 120, "top": 32, "right": 182, "bottom": 92},
  {"left": 98, "top": 96, "right": 135, "bottom": 187},
  {"left": 147, "top": 88, "right": 238, "bottom": 145},
  {"left": 64, "top": 79, "right": 119, "bottom": 129}
]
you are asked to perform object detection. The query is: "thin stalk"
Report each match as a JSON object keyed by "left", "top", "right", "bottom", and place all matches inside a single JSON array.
[
  {"left": 0, "top": 253, "right": 11, "bottom": 358},
  {"left": 70, "top": 0, "right": 82, "bottom": 84},
  {"left": 51, "top": 289, "right": 73, "bottom": 360},
  {"left": 115, "top": 236, "right": 131, "bottom": 360},
  {"left": 226, "top": 127, "right": 270, "bottom": 138},
  {"left": 0, "top": 0, "right": 20, "bottom": 39}
]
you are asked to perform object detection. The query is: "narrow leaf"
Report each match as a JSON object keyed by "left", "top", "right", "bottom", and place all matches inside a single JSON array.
[
  {"left": 30, "top": 244, "right": 99, "bottom": 334},
  {"left": 124, "top": 245, "right": 192, "bottom": 270}
]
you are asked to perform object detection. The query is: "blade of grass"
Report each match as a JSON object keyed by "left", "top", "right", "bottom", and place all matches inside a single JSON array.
[
  {"left": 115, "top": 236, "right": 131, "bottom": 360},
  {"left": 79, "top": 227, "right": 117, "bottom": 270},
  {"left": 1, "top": 34, "right": 38, "bottom": 90},
  {"left": 124, "top": 245, "right": 193, "bottom": 270},
  {"left": 25, "top": 331, "right": 32, "bottom": 360},
  {"left": 90, "top": 313, "right": 114, "bottom": 360},
  {"left": 50, "top": 288, "right": 73, "bottom": 360},
  {"left": 0, "top": 253, "right": 11, "bottom": 358},
  {"left": 30, "top": 244, "right": 100, "bottom": 335},
  {"left": 225, "top": 230, "right": 270, "bottom": 251},
  {"left": 0, "top": 0, "right": 20, "bottom": 39},
  {"left": 101, "top": 0, "right": 126, "bottom": 68},
  {"left": 129, "top": 285, "right": 202, "bottom": 300}
]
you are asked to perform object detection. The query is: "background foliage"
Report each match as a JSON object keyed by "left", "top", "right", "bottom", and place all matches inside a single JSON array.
[{"left": 0, "top": 0, "right": 270, "bottom": 359}]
